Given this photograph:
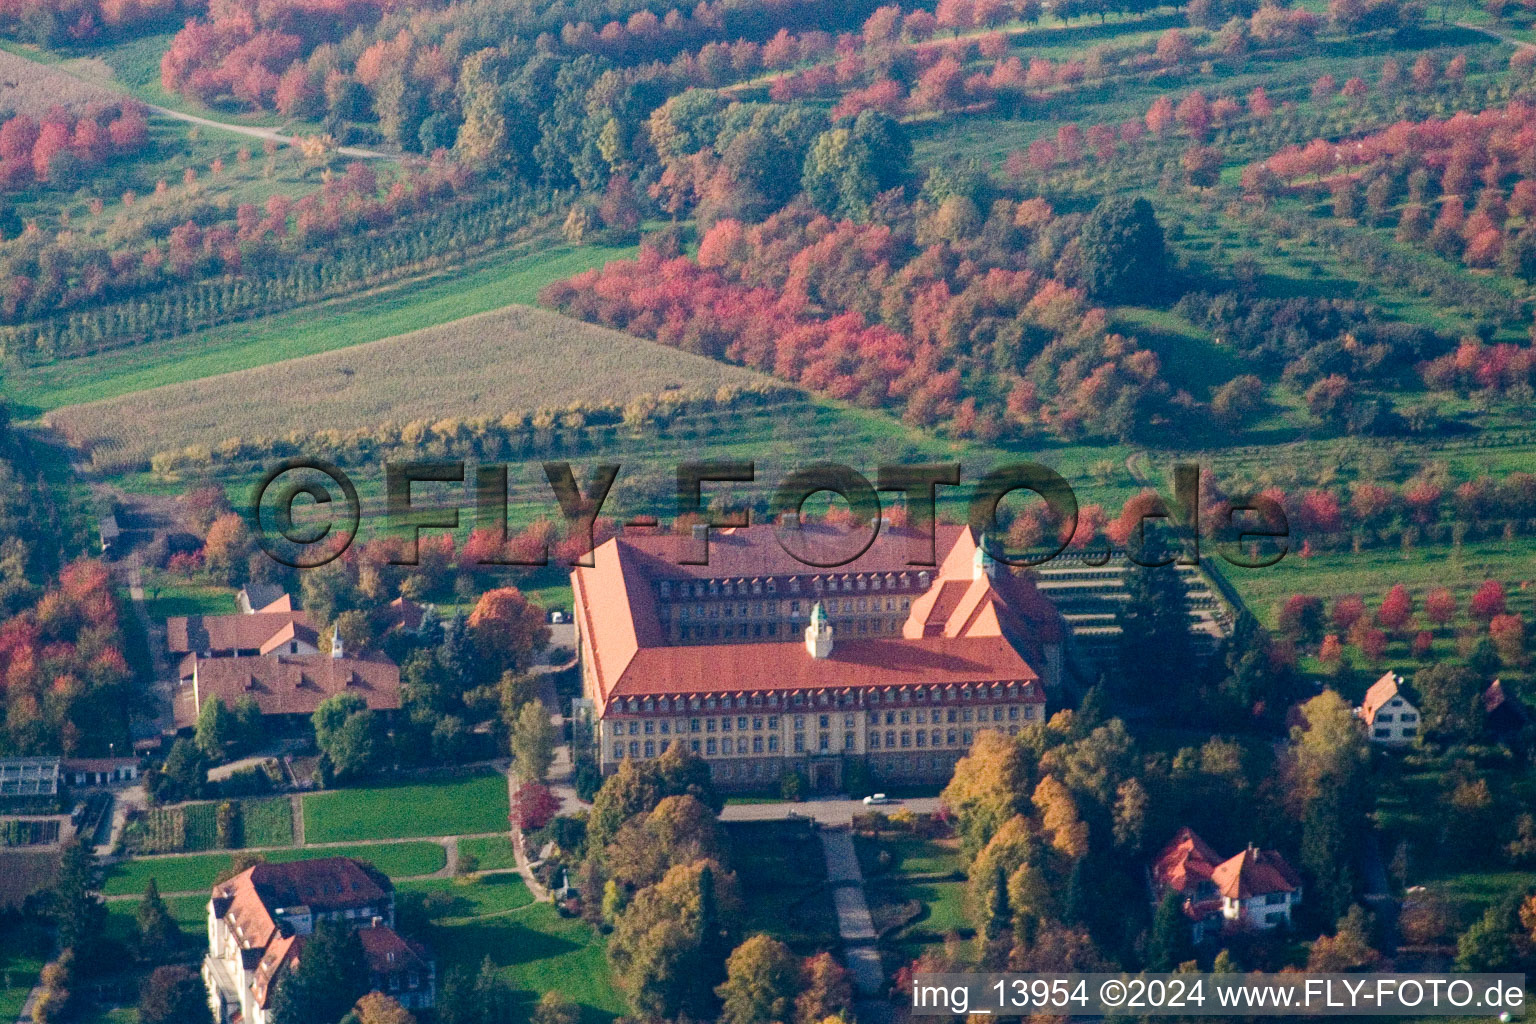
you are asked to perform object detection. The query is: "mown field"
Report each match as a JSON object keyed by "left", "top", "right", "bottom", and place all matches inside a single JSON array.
[
  {"left": 102, "top": 839, "right": 450, "bottom": 896},
  {"left": 301, "top": 773, "right": 511, "bottom": 844},
  {"left": 6, "top": 240, "right": 636, "bottom": 417},
  {"left": 402, "top": 874, "right": 627, "bottom": 1024},
  {"left": 47, "top": 304, "right": 775, "bottom": 473}
]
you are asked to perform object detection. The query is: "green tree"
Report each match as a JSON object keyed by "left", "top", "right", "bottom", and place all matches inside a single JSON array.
[
  {"left": 1115, "top": 532, "right": 1194, "bottom": 711},
  {"left": 155, "top": 738, "right": 207, "bottom": 802},
  {"left": 313, "top": 693, "right": 380, "bottom": 780},
  {"left": 135, "top": 879, "right": 181, "bottom": 963},
  {"left": 985, "top": 865, "right": 1011, "bottom": 941},
  {"left": 1078, "top": 196, "right": 1170, "bottom": 303},
  {"left": 1455, "top": 905, "right": 1518, "bottom": 971},
  {"left": 268, "top": 920, "right": 370, "bottom": 1024},
  {"left": 1147, "top": 891, "right": 1192, "bottom": 971},
  {"left": 609, "top": 860, "right": 738, "bottom": 1020},
  {"left": 439, "top": 957, "right": 512, "bottom": 1024},
  {"left": 51, "top": 838, "right": 106, "bottom": 965},
  {"left": 800, "top": 115, "right": 908, "bottom": 222},
  {"left": 195, "top": 696, "right": 234, "bottom": 762},
  {"left": 1413, "top": 663, "right": 1485, "bottom": 741},
  {"left": 715, "top": 934, "right": 798, "bottom": 1024},
  {"left": 510, "top": 700, "right": 556, "bottom": 782},
  {"left": 1500, "top": 228, "right": 1536, "bottom": 283}
]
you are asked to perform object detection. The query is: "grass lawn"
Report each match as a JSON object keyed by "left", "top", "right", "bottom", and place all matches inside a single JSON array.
[
  {"left": 458, "top": 836, "right": 519, "bottom": 872},
  {"left": 5, "top": 242, "right": 636, "bottom": 416},
  {"left": 302, "top": 773, "right": 510, "bottom": 843},
  {"left": 102, "top": 840, "right": 448, "bottom": 895},
  {"left": 0, "top": 955, "right": 43, "bottom": 1022},
  {"left": 104, "top": 893, "right": 209, "bottom": 943},
  {"left": 405, "top": 875, "right": 624, "bottom": 1024},
  {"left": 140, "top": 576, "right": 237, "bottom": 619},
  {"left": 855, "top": 835, "right": 963, "bottom": 878}
]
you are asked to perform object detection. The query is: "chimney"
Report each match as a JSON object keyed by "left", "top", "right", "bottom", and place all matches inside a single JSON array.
[{"left": 805, "top": 601, "right": 833, "bottom": 659}]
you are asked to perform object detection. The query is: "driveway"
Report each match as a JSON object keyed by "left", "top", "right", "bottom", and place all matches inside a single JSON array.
[
  {"left": 721, "top": 796, "right": 939, "bottom": 825},
  {"left": 820, "top": 829, "right": 885, "bottom": 997}
]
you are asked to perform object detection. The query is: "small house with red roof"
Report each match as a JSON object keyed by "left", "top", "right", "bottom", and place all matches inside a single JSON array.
[
  {"left": 1151, "top": 829, "right": 1303, "bottom": 938},
  {"left": 1357, "top": 671, "right": 1420, "bottom": 745}
]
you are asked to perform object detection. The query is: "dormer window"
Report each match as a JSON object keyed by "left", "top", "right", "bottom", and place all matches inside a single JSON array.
[
  {"left": 659, "top": 581, "right": 671, "bottom": 597},
  {"left": 766, "top": 580, "right": 777, "bottom": 593}
]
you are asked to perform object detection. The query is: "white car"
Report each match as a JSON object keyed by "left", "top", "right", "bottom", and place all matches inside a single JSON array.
[{"left": 862, "top": 793, "right": 892, "bottom": 805}]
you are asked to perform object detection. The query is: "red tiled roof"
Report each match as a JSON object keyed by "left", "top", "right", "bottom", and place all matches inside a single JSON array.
[
  {"left": 177, "top": 653, "right": 400, "bottom": 727},
  {"left": 1211, "top": 846, "right": 1302, "bottom": 900},
  {"left": 1151, "top": 827, "right": 1223, "bottom": 895},
  {"left": 382, "top": 596, "right": 426, "bottom": 632},
  {"left": 358, "top": 924, "right": 431, "bottom": 975},
  {"left": 165, "top": 611, "right": 315, "bottom": 656},
  {"left": 1360, "top": 671, "right": 1407, "bottom": 724},
  {"left": 572, "top": 524, "right": 1062, "bottom": 709}
]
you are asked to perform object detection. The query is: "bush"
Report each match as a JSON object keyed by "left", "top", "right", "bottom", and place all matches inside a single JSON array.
[{"left": 779, "top": 770, "right": 807, "bottom": 802}]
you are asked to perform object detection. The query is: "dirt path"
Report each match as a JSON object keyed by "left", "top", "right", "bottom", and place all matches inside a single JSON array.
[
  {"left": 8, "top": 47, "right": 396, "bottom": 161},
  {"left": 1456, "top": 20, "right": 1536, "bottom": 47}
]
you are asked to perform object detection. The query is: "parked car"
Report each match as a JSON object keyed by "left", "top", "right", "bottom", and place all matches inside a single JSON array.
[{"left": 862, "top": 793, "right": 892, "bottom": 805}]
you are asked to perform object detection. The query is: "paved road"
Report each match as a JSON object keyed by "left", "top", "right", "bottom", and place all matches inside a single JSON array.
[
  {"left": 819, "top": 830, "right": 885, "bottom": 997},
  {"left": 721, "top": 796, "right": 939, "bottom": 825}
]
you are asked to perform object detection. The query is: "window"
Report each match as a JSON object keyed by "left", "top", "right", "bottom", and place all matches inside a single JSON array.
[
  {"left": 1009, "top": 706, "right": 1019, "bottom": 720},
  {"left": 644, "top": 720, "right": 654, "bottom": 734},
  {"left": 794, "top": 734, "right": 805, "bottom": 753},
  {"left": 629, "top": 741, "right": 639, "bottom": 757},
  {"left": 644, "top": 740, "right": 654, "bottom": 757},
  {"left": 753, "top": 736, "right": 763, "bottom": 753},
  {"left": 768, "top": 716, "right": 779, "bottom": 729},
  {"left": 721, "top": 717, "right": 731, "bottom": 732},
  {"left": 1265, "top": 893, "right": 1287, "bottom": 906},
  {"left": 916, "top": 731, "right": 926, "bottom": 747},
  {"left": 613, "top": 744, "right": 624, "bottom": 759},
  {"left": 870, "top": 733, "right": 880, "bottom": 749},
  {"left": 900, "top": 731, "right": 910, "bottom": 748},
  {"left": 691, "top": 718, "right": 701, "bottom": 733},
  {"left": 722, "top": 738, "right": 733, "bottom": 755},
  {"left": 844, "top": 732, "right": 855, "bottom": 751},
  {"left": 1376, "top": 713, "right": 1393, "bottom": 723},
  {"left": 706, "top": 738, "right": 717, "bottom": 754},
  {"left": 794, "top": 716, "right": 805, "bottom": 730},
  {"left": 738, "top": 716, "right": 748, "bottom": 730},
  {"left": 819, "top": 733, "right": 829, "bottom": 751},
  {"left": 768, "top": 735, "right": 779, "bottom": 752},
  {"left": 1374, "top": 728, "right": 1390, "bottom": 738}
]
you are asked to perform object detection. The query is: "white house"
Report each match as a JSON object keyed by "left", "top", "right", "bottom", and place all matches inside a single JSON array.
[
  {"left": 1358, "top": 671, "right": 1420, "bottom": 745},
  {"left": 203, "top": 858, "right": 433, "bottom": 1024},
  {"left": 1211, "top": 844, "right": 1303, "bottom": 929},
  {"left": 1151, "top": 829, "right": 1303, "bottom": 938}
]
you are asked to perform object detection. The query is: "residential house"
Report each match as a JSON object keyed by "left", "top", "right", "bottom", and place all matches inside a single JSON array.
[
  {"left": 1151, "top": 828, "right": 1303, "bottom": 938},
  {"left": 203, "top": 857, "right": 434, "bottom": 1024},
  {"left": 238, "top": 584, "right": 292, "bottom": 615},
  {"left": 1358, "top": 671, "right": 1420, "bottom": 745},
  {"left": 1484, "top": 679, "right": 1530, "bottom": 740}
]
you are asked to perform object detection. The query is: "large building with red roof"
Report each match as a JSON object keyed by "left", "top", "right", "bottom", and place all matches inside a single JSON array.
[
  {"left": 571, "top": 523, "right": 1066, "bottom": 790},
  {"left": 203, "top": 857, "right": 434, "bottom": 1024}
]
